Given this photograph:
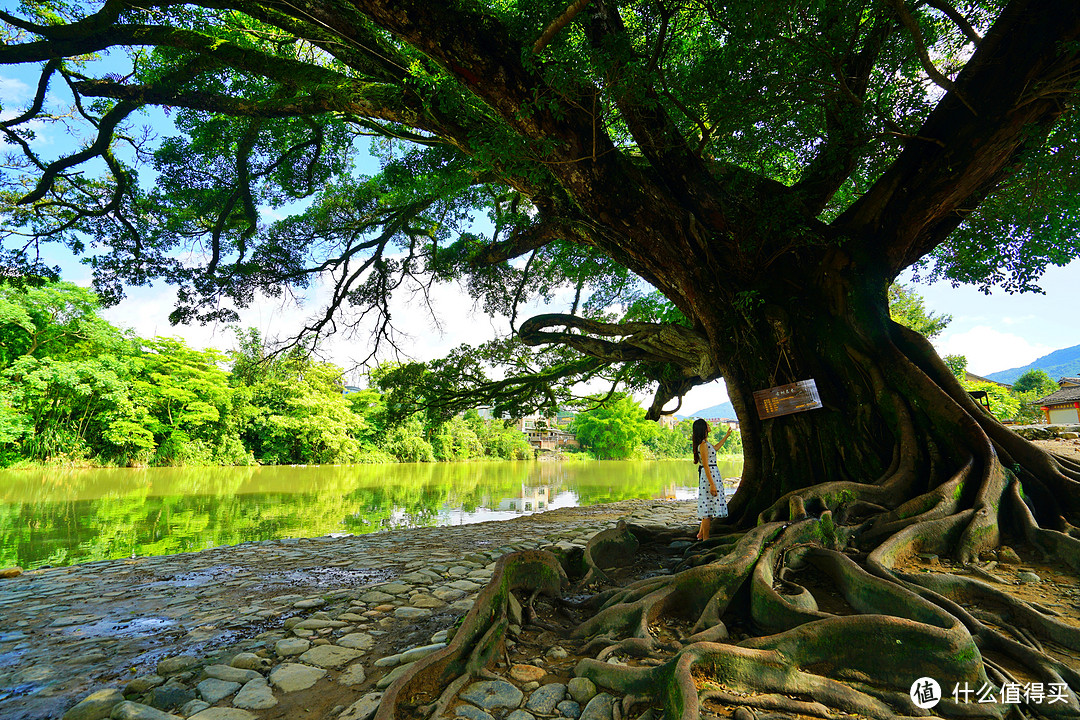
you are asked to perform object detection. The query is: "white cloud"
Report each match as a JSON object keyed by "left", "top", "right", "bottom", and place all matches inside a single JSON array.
[
  {"left": 933, "top": 326, "right": 1053, "bottom": 376},
  {"left": 0, "top": 76, "right": 31, "bottom": 105}
]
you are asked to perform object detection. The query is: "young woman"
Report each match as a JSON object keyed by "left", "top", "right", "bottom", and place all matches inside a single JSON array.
[{"left": 693, "top": 418, "right": 733, "bottom": 540}]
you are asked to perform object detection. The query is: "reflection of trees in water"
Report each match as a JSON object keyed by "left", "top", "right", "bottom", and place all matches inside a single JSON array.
[{"left": 0, "top": 459, "right": 743, "bottom": 568}]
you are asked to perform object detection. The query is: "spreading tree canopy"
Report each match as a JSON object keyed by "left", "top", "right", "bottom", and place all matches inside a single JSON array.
[{"left": 4, "top": 1, "right": 1080, "bottom": 718}]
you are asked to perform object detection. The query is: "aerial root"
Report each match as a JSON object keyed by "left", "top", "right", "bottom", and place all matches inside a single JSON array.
[
  {"left": 861, "top": 456, "right": 974, "bottom": 545},
  {"left": 573, "top": 519, "right": 640, "bottom": 590},
  {"left": 576, "top": 523, "right": 782, "bottom": 642},
  {"left": 1008, "top": 481, "right": 1080, "bottom": 571},
  {"left": 373, "top": 550, "right": 566, "bottom": 720},
  {"left": 900, "top": 569, "right": 1080, "bottom": 651},
  {"left": 697, "top": 688, "right": 838, "bottom": 719}
]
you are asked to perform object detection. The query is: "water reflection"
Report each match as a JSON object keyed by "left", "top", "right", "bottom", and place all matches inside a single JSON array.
[{"left": 0, "top": 459, "right": 742, "bottom": 570}]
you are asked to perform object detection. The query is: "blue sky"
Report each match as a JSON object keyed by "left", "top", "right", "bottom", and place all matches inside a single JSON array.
[{"left": 3, "top": 62, "right": 1078, "bottom": 416}]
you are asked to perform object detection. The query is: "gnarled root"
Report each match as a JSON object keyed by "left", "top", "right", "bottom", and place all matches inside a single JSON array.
[{"left": 373, "top": 550, "right": 567, "bottom": 720}]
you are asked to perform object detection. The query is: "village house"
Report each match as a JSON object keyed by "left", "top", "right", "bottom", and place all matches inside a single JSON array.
[{"left": 1036, "top": 377, "right": 1080, "bottom": 425}]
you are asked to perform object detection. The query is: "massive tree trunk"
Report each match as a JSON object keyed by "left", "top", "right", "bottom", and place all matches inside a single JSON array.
[{"left": 379, "top": 234, "right": 1080, "bottom": 720}]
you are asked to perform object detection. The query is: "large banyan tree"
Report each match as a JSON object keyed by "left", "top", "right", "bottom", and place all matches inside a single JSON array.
[{"left": 3, "top": 0, "right": 1080, "bottom": 717}]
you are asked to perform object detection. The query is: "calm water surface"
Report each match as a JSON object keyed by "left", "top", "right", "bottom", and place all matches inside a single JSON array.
[{"left": 0, "top": 459, "right": 742, "bottom": 570}]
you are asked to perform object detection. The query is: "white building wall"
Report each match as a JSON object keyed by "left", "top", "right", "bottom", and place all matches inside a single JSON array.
[{"left": 1048, "top": 406, "right": 1080, "bottom": 424}]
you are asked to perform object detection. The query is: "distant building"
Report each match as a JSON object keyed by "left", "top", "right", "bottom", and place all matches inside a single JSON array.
[
  {"left": 658, "top": 414, "right": 679, "bottom": 430},
  {"left": 1036, "top": 378, "right": 1080, "bottom": 424},
  {"left": 516, "top": 412, "right": 579, "bottom": 450}
]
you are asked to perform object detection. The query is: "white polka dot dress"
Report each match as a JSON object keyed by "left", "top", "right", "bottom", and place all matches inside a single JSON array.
[{"left": 697, "top": 442, "right": 728, "bottom": 519}]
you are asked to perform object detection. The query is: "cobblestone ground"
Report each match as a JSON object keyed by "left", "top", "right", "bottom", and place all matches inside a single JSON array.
[{"left": 0, "top": 499, "right": 698, "bottom": 720}]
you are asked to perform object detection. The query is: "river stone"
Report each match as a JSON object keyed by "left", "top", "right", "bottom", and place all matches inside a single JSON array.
[
  {"left": 156, "top": 655, "right": 200, "bottom": 677},
  {"left": 410, "top": 595, "right": 446, "bottom": 608},
  {"left": 399, "top": 571, "right": 435, "bottom": 584},
  {"left": 204, "top": 665, "right": 262, "bottom": 684},
  {"left": 455, "top": 706, "right": 495, "bottom": 720},
  {"left": 997, "top": 546, "right": 1022, "bottom": 564},
  {"left": 197, "top": 678, "right": 240, "bottom": 704},
  {"left": 339, "top": 662, "right": 367, "bottom": 686},
  {"left": 337, "top": 692, "right": 383, "bottom": 720},
  {"left": 62, "top": 688, "right": 125, "bottom": 720},
  {"left": 293, "top": 598, "right": 327, "bottom": 609},
  {"left": 508, "top": 593, "right": 524, "bottom": 626},
  {"left": 510, "top": 664, "right": 545, "bottom": 683},
  {"left": 109, "top": 701, "right": 181, "bottom": 720},
  {"left": 1019, "top": 571, "right": 1042, "bottom": 584},
  {"left": 275, "top": 638, "right": 310, "bottom": 656},
  {"left": 447, "top": 579, "right": 482, "bottom": 592},
  {"left": 338, "top": 632, "right": 375, "bottom": 650},
  {"left": 180, "top": 701, "right": 211, "bottom": 717},
  {"left": 146, "top": 684, "right": 196, "bottom": 711},
  {"left": 294, "top": 618, "right": 347, "bottom": 630},
  {"left": 579, "top": 693, "right": 615, "bottom": 720},
  {"left": 567, "top": 678, "right": 597, "bottom": 705},
  {"left": 188, "top": 710, "right": 257, "bottom": 720},
  {"left": 269, "top": 663, "right": 327, "bottom": 693},
  {"left": 359, "top": 591, "right": 395, "bottom": 603},
  {"left": 378, "top": 582, "right": 414, "bottom": 594},
  {"left": 298, "top": 644, "right": 362, "bottom": 668},
  {"left": 400, "top": 643, "right": 446, "bottom": 663},
  {"left": 125, "top": 675, "right": 165, "bottom": 694},
  {"left": 545, "top": 645, "right": 569, "bottom": 660},
  {"left": 394, "top": 606, "right": 432, "bottom": 620},
  {"left": 230, "top": 653, "right": 272, "bottom": 671},
  {"left": 375, "top": 662, "right": 415, "bottom": 689},
  {"left": 232, "top": 678, "right": 278, "bottom": 710},
  {"left": 374, "top": 653, "right": 402, "bottom": 668},
  {"left": 526, "top": 683, "right": 566, "bottom": 714},
  {"left": 557, "top": 700, "right": 581, "bottom": 718},
  {"left": 508, "top": 711, "right": 536, "bottom": 720},
  {"left": 432, "top": 587, "right": 465, "bottom": 601},
  {"left": 460, "top": 680, "right": 524, "bottom": 710}
]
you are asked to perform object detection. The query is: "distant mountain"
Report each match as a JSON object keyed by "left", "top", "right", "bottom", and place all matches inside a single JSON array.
[
  {"left": 985, "top": 343, "right": 1080, "bottom": 384},
  {"left": 680, "top": 401, "right": 737, "bottom": 419}
]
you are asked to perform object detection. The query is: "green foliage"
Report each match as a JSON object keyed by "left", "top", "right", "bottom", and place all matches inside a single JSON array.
[
  {"left": 1012, "top": 369, "right": 1057, "bottom": 397},
  {"left": 964, "top": 381, "right": 1020, "bottom": 423},
  {"left": 944, "top": 355, "right": 968, "bottom": 381},
  {"left": 572, "top": 394, "right": 657, "bottom": 460},
  {"left": 1009, "top": 370, "right": 1059, "bottom": 423},
  {"left": 888, "top": 284, "right": 951, "bottom": 339},
  {"left": 0, "top": 282, "right": 740, "bottom": 467}
]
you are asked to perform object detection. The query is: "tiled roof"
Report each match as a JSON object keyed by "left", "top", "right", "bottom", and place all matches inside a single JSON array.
[
  {"left": 1038, "top": 386, "right": 1080, "bottom": 405},
  {"left": 1059, "top": 377, "right": 1080, "bottom": 385}
]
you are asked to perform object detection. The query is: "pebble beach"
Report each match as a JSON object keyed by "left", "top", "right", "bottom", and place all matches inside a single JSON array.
[{"left": 0, "top": 498, "right": 699, "bottom": 720}]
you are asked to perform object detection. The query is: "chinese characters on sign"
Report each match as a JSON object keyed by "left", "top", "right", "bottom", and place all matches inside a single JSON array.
[{"left": 753, "top": 379, "right": 823, "bottom": 420}]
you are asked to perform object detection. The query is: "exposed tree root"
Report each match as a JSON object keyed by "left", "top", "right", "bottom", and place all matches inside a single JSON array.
[
  {"left": 377, "top": 405, "right": 1080, "bottom": 720},
  {"left": 373, "top": 550, "right": 566, "bottom": 720}
]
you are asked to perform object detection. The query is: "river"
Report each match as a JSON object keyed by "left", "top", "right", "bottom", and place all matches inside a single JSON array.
[{"left": 0, "top": 458, "right": 742, "bottom": 570}]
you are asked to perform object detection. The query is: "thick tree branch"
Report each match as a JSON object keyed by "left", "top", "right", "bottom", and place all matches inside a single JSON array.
[
  {"left": 519, "top": 313, "right": 712, "bottom": 375},
  {"left": 836, "top": 0, "right": 1080, "bottom": 275}
]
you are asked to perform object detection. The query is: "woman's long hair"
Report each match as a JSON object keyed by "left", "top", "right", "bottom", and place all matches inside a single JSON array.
[{"left": 692, "top": 418, "right": 708, "bottom": 464}]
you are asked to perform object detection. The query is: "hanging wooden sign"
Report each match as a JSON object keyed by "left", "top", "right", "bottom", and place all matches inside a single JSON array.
[{"left": 753, "top": 379, "right": 823, "bottom": 420}]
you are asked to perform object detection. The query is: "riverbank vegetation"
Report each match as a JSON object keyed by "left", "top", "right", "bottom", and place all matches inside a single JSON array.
[
  {"left": 0, "top": 283, "right": 542, "bottom": 467},
  {"left": 0, "top": 283, "right": 711, "bottom": 468}
]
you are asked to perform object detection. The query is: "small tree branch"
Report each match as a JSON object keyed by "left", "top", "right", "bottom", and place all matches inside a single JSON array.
[{"left": 533, "top": 0, "right": 592, "bottom": 54}]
